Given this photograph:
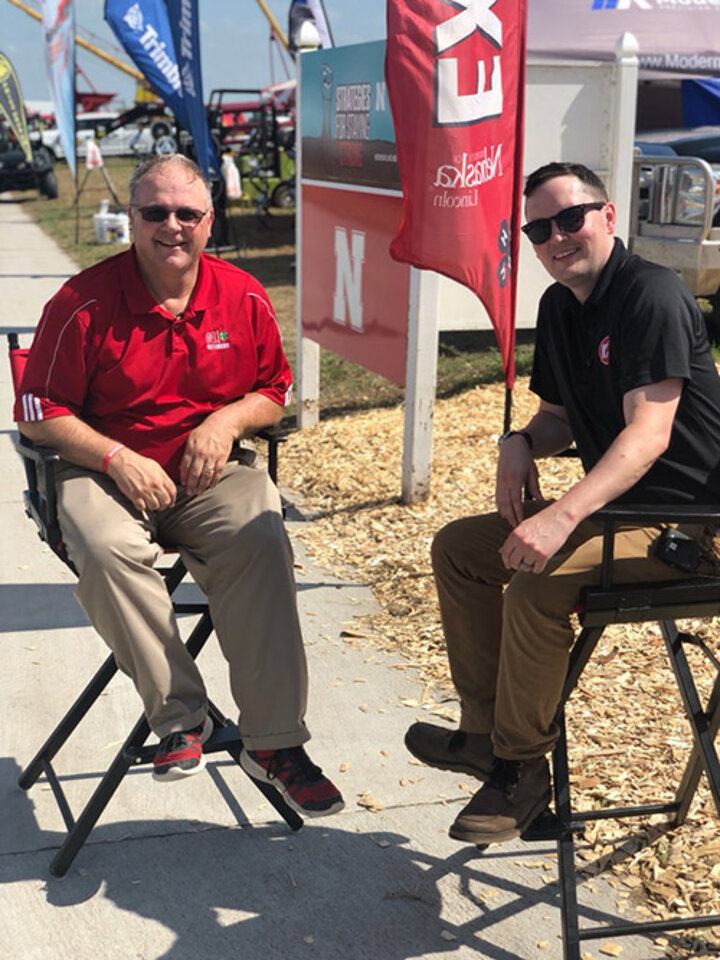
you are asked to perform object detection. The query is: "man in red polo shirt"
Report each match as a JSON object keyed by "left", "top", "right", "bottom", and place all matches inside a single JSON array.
[{"left": 15, "top": 153, "right": 344, "bottom": 818}]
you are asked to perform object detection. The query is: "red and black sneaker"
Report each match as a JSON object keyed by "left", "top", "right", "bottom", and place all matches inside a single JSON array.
[
  {"left": 240, "top": 745, "right": 345, "bottom": 817},
  {"left": 153, "top": 716, "right": 213, "bottom": 782}
]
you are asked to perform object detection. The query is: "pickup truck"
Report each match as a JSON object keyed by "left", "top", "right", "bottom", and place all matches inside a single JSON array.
[{"left": 629, "top": 133, "right": 720, "bottom": 339}]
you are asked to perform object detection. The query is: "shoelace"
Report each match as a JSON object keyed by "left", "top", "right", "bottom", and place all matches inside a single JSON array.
[
  {"left": 159, "top": 729, "right": 198, "bottom": 755},
  {"left": 264, "top": 747, "right": 322, "bottom": 786},
  {"left": 488, "top": 757, "right": 521, "bottom": 799}
]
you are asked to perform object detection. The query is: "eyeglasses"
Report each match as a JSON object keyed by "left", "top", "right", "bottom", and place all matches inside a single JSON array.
[
  {"left": 131, "top": 204, "right": 210, "bottom": 226},
  {"left": 521, "top": 202, "right": 606, "bottom": 245}
]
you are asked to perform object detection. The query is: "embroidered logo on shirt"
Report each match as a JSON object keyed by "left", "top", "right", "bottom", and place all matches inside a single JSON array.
[
  {"left": 598, "top": 336, "right": 610, "bottom": 366},
  {"left": 205, "top": 330, "right": 230, "bottom": 351}
]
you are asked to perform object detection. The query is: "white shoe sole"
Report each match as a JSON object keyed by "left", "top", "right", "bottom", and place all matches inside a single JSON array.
[{"left": 153, "top": 715, "right": 213, "bottom": 783}]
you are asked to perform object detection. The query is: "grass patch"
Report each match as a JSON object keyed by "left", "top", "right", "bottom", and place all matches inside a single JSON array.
[{"left": 19, "top": 156, "right": 534, "bottom": 420}]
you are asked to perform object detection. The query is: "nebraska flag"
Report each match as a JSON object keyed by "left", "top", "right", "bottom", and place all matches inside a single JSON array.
[{"left": 386, "top": 0, "right": 527, "bottom": 387}]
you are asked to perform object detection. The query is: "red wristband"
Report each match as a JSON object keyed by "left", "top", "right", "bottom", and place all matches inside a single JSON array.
[{"left": 101, "top": 443, "right": 125, "bottom": 473}]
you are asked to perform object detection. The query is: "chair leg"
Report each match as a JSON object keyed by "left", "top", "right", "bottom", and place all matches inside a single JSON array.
[
  {"left": 552, "top": 715, "right": 583, "bottom": 960},
  {"left": 18, "top": 653, "right": 118, "bottom": 791},
  {"left": 661, "top": 621, "right": 720, "bottom": 819},
  {"left": 50, "top": 712, "right": 151, "bottom": 878},
  {"left": 673, "top": 671, "right": 720, "bottom": 824}
]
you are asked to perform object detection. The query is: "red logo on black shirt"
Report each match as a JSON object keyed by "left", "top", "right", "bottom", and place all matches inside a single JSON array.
[{"left": 598, "top": 336, "right": 610, "bottom": 365}]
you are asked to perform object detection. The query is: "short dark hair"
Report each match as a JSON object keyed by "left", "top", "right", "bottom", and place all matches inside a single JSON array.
[
  {"left": 129, "top": 154, "right": 212, "bottom": 205},
  {"left": 524, "top": 162, "right": 608, "bottom": 201}
]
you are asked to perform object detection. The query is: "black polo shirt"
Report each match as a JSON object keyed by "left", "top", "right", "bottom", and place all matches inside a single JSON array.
[{"left": 530, "top": 239, "right": 720, "bottom": 503}]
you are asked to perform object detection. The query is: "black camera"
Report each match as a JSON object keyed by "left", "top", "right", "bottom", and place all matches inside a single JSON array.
[{"left": 652, "top": 528, "right": 702, "bottom": 574}]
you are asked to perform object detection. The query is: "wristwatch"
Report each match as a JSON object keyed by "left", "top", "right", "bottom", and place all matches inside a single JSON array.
[{"left": 499, "top": 429, "right": 534, "bottom": 450}]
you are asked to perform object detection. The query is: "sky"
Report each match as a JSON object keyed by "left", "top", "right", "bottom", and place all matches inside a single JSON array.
[{"left": 0, "top": 0, "right": 388, "bottom": 109}]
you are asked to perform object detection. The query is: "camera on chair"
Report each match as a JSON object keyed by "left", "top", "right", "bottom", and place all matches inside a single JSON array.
[{"left": 652, "top": 528, "right": 702, "bottom": 574}]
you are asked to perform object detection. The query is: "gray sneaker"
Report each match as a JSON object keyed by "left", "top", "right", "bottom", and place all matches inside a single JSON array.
[
  {"left": 404, "top": 722, "right": 494, "bottom": 780},
  {"left": 449, "top": 756, "right": 551, "bottom": 845}
]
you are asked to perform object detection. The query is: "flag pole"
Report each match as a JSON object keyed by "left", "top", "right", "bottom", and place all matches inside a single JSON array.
[{"left": 73, "top": 7, "right": 80, "bottom": 244}]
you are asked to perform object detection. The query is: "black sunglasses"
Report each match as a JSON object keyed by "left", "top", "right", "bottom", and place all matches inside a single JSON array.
[
  {"left": 131, "top": 204, "right": 210, "bottom": 226},
  {"left": 521, "top": 202, "right": 606, "bottom": 245}
]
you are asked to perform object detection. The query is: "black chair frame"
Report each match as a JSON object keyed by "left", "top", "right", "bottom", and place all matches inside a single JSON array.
[
  {"left": 8, "top": 333, "right": 300, "bottom": 878},
  {"left": 521, "top": 503, "right": 720, "bottom": 958}
]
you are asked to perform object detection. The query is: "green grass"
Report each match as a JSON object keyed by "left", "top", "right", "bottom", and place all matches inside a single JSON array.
[{"left": 18, "top": 156, "right": 535, "bottom": 420}]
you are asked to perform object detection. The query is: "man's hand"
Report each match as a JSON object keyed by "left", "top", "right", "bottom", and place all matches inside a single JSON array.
[
  {"left": 179, "top": 417, "right": 235, "bottom": 496},
  {"left": 106, "top": 448, "right": 177, "bottom": 512},
  {"left": 496, "top": 435, "right": 543, "bottom": 527},
  {"left": 499, "top": 503, "right": 574, "bottom": 575}
]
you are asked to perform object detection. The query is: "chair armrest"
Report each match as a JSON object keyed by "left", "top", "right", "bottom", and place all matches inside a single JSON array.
[
  {"left": 15, "top": 434, "right": 61, "bottom": 465},
  {"left": 591, "top": 503, "right": 720, "bottom": 526},
  {"left": 589, "top": 502, "right": 720, "bottom": 587}
]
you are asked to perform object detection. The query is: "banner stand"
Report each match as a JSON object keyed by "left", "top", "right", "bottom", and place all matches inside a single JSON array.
[{"left": 74, "top": 163, "right": 122, "bottom": 209}]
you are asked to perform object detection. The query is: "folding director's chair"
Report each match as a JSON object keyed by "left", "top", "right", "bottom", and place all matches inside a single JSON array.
[
  {"left": 7, "top": 332, "right": 301, "bottom": 878},
  {"left": 520, "top": 503, "right": 720, "bottom": 958}
]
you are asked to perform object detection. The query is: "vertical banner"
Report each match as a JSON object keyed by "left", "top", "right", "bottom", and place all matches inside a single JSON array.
[
  {"left": 0, "top": 52, "right": 33, "bottom": 162},
  {"left": 165, "top": 0, "right": 219, "bottom": 177},
  {"left": 105, "top": 0, "right": 218, "bottom": 177},
  {"left": 386, "top": 0, "right": 527, "bottom": 387},
  {"left": 40, "top": 0, "right": 76, "bottom": 179}
]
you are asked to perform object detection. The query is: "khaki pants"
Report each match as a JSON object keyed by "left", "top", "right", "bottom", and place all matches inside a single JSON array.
[
  {"left": 431, "top": 502, "right": 694, "bottom": 761},
  {"left": 57, "top": 459, "right": 310, "bottom": 749}
]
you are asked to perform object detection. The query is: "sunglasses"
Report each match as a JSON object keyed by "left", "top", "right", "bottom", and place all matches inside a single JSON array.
[
  {"left": 131, "top": 204, "right": 210, "bottom": 226},
  {"left": 521, "top": 202, "right": 606, "bottom": 245}
]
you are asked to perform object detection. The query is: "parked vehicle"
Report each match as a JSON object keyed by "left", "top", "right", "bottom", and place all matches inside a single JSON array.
[
  {"left": 0, "top": 128, "right": 58, "bottom": 199},
  {"left": 207, "top": 88, "right": 296, "bottom": 212},
  {"left": 37, "top": 111, "right": 158, "bottom": 161},
  {"left": 630, "top": 150, "right": 720, "bottom": 338}
]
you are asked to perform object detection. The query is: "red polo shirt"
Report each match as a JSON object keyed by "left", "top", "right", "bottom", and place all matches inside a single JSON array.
[{"left": 15, "top": 248, "right": 293, "bottom": 481}]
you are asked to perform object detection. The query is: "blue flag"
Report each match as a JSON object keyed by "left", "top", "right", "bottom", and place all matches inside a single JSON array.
[
  {"left": 104, "top": 0, "right": 218, "bottom": 177},
  {"left": 165, "top": 0, "right": 218, "bottom": 176}
]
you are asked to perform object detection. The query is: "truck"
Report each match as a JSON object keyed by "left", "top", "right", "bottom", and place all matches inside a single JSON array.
[{"left": 629, "top": 145, "right": 720, "bottom": 338}]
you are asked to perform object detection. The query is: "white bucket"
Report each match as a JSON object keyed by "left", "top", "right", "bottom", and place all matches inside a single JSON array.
[{"left": 93, "top": 211, "right": 130, "bottom": 245}]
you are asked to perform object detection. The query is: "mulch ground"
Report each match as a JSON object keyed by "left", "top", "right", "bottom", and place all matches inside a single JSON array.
[{"left": 279, "top": 376, "right": 720, "bottom": 959}]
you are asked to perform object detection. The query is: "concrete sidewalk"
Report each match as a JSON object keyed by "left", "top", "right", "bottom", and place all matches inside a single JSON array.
[{"left": 0, "top": 198, "right": 658, "bottom": 960}]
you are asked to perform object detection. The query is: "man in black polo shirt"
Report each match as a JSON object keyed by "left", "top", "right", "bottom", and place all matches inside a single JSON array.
[{"left": 404, "top": 161, "right": 720, "bottom": 846}]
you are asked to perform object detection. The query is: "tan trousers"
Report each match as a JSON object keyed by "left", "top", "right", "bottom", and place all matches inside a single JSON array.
[
  {"left": 57, "top": 459, "right": 310, "bottom": 749},
  {"left": 431, "top": 502, "right": 695, "bottom": 761}
]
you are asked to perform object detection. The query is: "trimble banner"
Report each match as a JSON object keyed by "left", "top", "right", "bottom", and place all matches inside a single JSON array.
[
  {"left": 386, "top": 0, "right": 528, "bottom": 388},
  {"left": 0, "top": 52, "right": 32, "bottom": 162},
  {"left": 529, "top": 0, "right": 720, "bottom": 76}
]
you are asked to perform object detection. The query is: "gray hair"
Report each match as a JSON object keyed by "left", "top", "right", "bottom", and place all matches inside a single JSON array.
[{"left": 129, "top": 154, "right": 212, "bottom": 205}]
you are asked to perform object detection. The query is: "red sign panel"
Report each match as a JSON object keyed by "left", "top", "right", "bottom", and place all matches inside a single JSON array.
[
  {"left": 301, "top": 184, "right": 410, "bottom": 386},
  {"left": 386, "top": 0, "right": 528, "bottom": 387}
]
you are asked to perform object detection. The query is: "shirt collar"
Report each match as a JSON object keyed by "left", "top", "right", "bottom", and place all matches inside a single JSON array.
[
  {"left": 120, "top": 248, "right": 221, "bottom": 318},
  {"left": 583, "top": 237, "right": 628, "bottom": 307}
]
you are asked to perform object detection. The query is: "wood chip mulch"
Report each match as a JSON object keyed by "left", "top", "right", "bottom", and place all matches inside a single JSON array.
[{"left": 279, "top": 377, "right": 720, "bottom": 958}]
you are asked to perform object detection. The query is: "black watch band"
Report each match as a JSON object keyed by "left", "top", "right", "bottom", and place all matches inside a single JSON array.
[{"left": 499, "top": 429, "right": 534, "bottom": 451}]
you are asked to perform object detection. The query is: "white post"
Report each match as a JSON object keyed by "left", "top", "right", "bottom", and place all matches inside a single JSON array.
[
  {"left": 611, "top": 32, "right": 639, "bottom": 244},
  {"left": 402, "top": 267, "right": 440, "bottom": 504},
  {"left": 295, "top": 51, "right": 321, "bottom": 428}
]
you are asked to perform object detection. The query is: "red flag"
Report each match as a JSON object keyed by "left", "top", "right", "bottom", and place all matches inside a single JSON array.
[{"left": 386, "top": 0, "right": 527, "bottom": 388}]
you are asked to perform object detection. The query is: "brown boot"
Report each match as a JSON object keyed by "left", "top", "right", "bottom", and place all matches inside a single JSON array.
[
  {"left": 449, "top": 756, "right": 551, "bottom": 845},
  {"left": 404, "top": 723, "right": 494, "bottom": 780}
]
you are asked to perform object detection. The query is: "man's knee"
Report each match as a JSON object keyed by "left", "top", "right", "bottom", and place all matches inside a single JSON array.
[{"left": 431, "top": 514, "right": 505, "bottom": 579}]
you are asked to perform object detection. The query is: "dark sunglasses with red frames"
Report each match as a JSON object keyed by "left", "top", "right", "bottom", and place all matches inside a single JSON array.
[
  {"left": 131, "top": 204, "right": 210, "bottom": 226},
  {"left": 521, "top": 201, "right": 607, "bottom": 246}
]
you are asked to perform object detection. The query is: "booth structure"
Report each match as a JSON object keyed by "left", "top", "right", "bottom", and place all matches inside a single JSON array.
[{"left": 296, "top": 36, "right": 639, "bottom": 502}]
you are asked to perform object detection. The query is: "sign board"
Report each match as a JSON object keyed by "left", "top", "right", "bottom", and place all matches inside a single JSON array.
[{"left": 300, "top": 41, "right": 409, "bottom": 385}]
